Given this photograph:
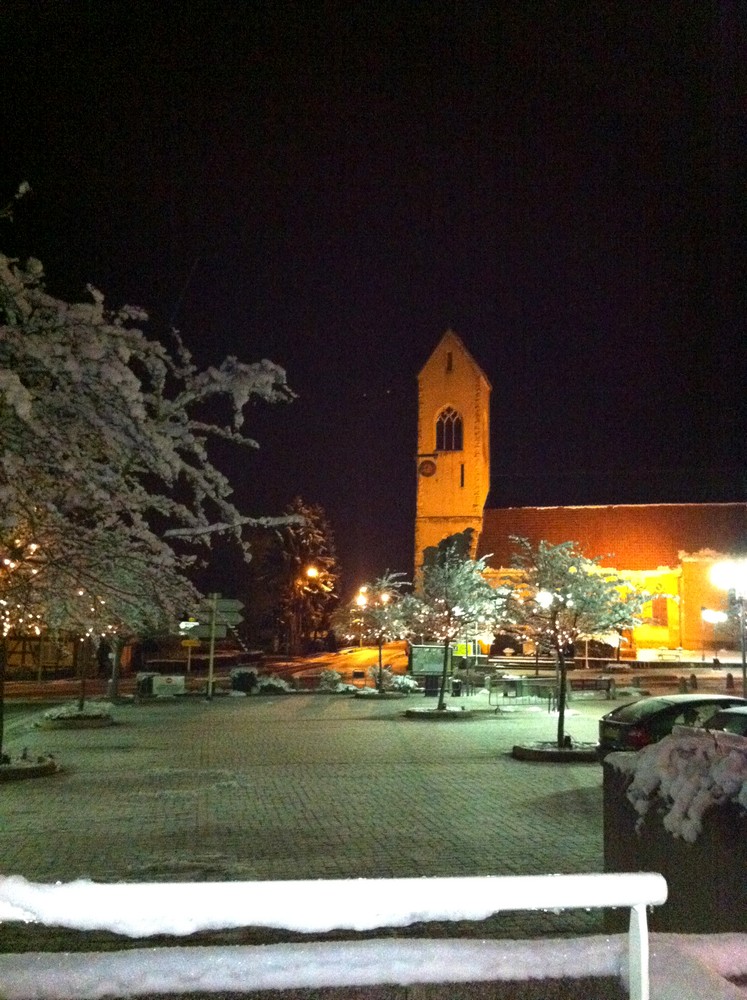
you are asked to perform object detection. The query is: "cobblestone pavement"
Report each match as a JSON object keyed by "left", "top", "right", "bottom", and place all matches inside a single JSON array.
[{"left": 1, "top": 692, "right": 617, "bottom": 939}]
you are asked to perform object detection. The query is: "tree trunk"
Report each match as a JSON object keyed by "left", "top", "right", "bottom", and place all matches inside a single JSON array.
[
  {"left": 0, "top": 638, "right": 6, "bottom": 760},
  {"left": 77, "top": 638, "right": 89, "bottom": 713},
  {"left": 556, "top": 649, "right": 568, "bottom": 748},
  {"left": 109, "top": 637, "right": 122, "bottom": 700},
  {"left": 436, "top": 638, "right": 451, "bottom": 711},
  {"left": 377, "top": 637, "right": 384, "bottom": 692}
]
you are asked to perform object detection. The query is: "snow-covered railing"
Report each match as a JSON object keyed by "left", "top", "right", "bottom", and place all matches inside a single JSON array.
[{"left": 0, "top": 872, "right": 667, "bottom": 1000}]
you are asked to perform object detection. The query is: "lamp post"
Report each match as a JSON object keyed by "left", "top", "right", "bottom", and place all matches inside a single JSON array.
[
  {"left": 700, "top": 608, "right": 728, "bottom": 662},
  {"left": 355, "top": 588, "right": 368, "bottom": 647},
  {"left": 292, "top": 564, "right": 320, "bottom": 655},
  {"left": 710, "top": 560, "right": 747, "bottom": 697}
]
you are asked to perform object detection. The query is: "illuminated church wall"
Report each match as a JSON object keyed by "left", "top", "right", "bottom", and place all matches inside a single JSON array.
[{"left": 415, "top": 332, "right": 746, "bottom": 656}]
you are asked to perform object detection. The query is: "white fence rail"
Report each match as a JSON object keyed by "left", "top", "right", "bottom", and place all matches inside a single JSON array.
[{"left": 0, "top": 871, "right": 667, "bottom": 1000}]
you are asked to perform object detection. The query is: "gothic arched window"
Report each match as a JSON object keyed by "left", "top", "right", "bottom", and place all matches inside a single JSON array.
[{"left": 436, "top": 407, "right": 463, "bottom": 451}]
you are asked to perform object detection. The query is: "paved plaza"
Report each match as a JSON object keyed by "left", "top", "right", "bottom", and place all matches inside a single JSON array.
[{"left": 1, "top": 690, "right": 614, "bottom": 943}]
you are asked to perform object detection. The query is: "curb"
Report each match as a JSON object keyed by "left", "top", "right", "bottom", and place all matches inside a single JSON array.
[
  {"left": 511, "top": 743, "right": 599, "bottom": 763},
  {"left": 0, "top": 756, "right": 60, "bottom": 781},
  {"left": 35, "top": 715, "right": 116, "bottom": 730},
  {"left": 405, "top": 708, "right": 476, "bottom": 721}
]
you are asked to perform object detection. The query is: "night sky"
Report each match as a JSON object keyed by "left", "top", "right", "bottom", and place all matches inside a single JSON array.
[{"left": 1, "top": 2, "right": 744, "bottom": 594}]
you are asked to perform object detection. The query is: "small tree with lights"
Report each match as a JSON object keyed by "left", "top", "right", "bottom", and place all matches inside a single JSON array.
[
  {"left": 411, "top": 531, "right": 505, "bottom": 711},
  {"left": 331, "top": 571, "right": 411, "bottom": 691},
  {"left": 502, "top": 536, "right": 649, "bottom": 748}
]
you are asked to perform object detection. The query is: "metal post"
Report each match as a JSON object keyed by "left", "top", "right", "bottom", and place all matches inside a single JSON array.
[
  {"left": 207, "top": 592, "right": 217, "bottom": 700},
  {"left": 628, "top": 902, "right": 650, "bottom": 1000},
  {"left": 740, "top": 596, "right": 746, "bottom": 699}
]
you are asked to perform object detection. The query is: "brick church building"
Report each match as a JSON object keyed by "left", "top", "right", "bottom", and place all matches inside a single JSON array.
[{"left": 415, "top": 331, "right": 746, "bottom": 657}]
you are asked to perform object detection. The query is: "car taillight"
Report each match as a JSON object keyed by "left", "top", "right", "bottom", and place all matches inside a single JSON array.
[{"left": 627, "top": 726, "right": 653, "bottom": 750}]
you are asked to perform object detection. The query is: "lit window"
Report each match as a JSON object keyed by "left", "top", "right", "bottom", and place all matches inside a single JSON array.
[{"left": 436, "top": 407, "right": 463, "bottom": 451}]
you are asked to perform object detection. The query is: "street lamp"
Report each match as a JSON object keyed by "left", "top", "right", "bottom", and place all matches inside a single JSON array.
[
  {"left": 700, "top": 607, "right": 728, "bottom": 661},
  {"left": 710, "top": 560, "right": 747, "bottom": 697},
  {"left": 355, "top": 588, "right": 368, "bottom": 647}
]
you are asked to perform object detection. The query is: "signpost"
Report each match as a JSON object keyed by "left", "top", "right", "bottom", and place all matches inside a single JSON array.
[
  {"left": 180, "top": 637, "right": 201, "bottom": 674},
  {"left": 197, "top": 594, "right": 244, "bottom": 699}
]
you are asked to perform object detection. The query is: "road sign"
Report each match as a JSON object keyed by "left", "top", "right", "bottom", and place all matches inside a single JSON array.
[
  {"left": 218, "top": 611, "right": 243, "bottom": 626},
  {"left": 216, "top": 599, "right": 243, "bottom": 612},
  {"left": 196, "top": 598, "right": 244, "bottom": 626},
  {"left": 196, "top": 595, "right": 245, "bottom": 700},
  {"left": 192, "top": 624, "right": 227, "bottom": 639},
  {"left": 181, "top": 639, "right": 201, "bottom": 648}
]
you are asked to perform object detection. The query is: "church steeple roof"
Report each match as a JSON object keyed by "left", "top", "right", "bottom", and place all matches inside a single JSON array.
[{"left": 418, "top": 329, "right": 492, "bottom": 390}]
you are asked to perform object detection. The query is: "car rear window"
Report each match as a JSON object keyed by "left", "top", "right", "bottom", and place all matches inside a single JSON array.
[
  {"left": 607, "top": 696, "right": 747, "bottom": 724},
  {"left": 708, "top": 710, "right": 747, "bottom": 735},
  {"left": 607, "top": 698, "right": 671, "bottom": 723}
]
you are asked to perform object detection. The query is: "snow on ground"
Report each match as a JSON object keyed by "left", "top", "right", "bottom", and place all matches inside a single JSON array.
[{"left": 1, "top": 935, "right": 746, "bottom": 999}]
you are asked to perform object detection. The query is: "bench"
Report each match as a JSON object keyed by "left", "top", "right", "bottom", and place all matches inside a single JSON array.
[
  {"left": 656, "top": 649, "right": 682, "bottom": 662},
  {"left": 569, "top": 676, "right": 616, "bottom": 699},
  {"left": 0, "top": 871, "right": 668, "bottom": 1000}
]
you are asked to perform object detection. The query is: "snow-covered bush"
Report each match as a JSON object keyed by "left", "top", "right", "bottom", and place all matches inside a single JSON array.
[
  {"left": 354, "top": 686, "right": 381, "bottom": 697},
  {"left": 609, "top": 728, "right": 747, "bottom": 843},
  {"left": 230, "top": 666, "right": 259, "bottom": 693},
  {"left": 42, "top": 702, "right": 114, "bottom": 720},
  {"left": 367, "top": 665, "right": 394, "bottom": 689},
  {"left": 318, "top": 669, "right": 344, "bottom": 692},
  {"left": 385, "top": 671, "right": 419, "bottom": 693},
  {"left": 256, "top": 674, "right": 294, "bottom": 694}
]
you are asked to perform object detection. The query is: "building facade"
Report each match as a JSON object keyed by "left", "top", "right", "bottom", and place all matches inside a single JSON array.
[{"left": 415, "top": 332, "right": 747, "bottom": 657}]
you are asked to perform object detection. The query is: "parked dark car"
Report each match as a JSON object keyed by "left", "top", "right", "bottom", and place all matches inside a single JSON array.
[
  {"left": 597, "top": 693, "right": 747, "bottom": 758},
  {"left": 705, "top": 705, "right": 747, "bottom": 737}
]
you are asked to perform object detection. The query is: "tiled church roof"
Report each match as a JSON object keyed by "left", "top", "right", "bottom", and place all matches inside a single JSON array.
[{"left": 477, "top": 503, "right": 747, "bottom": 571}]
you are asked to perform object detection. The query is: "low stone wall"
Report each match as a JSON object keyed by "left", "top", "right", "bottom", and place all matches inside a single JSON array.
[{"left": 603, "top": 758, "right": 747, "bottom": 933}]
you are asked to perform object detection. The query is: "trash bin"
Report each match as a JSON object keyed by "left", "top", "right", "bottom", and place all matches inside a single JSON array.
[
  {"left": 136, "top": 673, "right": 155, "bottom": 696},
  {"left": 451, "top": 678, "right": 462, "bottom": 697},
  {"left": 423, "top": 674, "right": 440, "bottom": 697}
]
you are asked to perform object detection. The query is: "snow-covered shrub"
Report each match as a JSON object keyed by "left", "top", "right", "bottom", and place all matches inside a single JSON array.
[
  {"left": 363, "top": 668, "right": 419, "bottom": 694},
  {"left": 230, "top": 666, "right": 259, "bottom": 693},
  {"left": 354, "top": 686, "right": 381, "bottom": 697},
  {"left": 610, "top": 728, "right": 747, "bottom": 843},
  {"left": 318, "top": 669, "right": 344, "bottom": 692},
  {"left": 367, "top": 665, "right": 393, "bottom": 689},
  {"left": 388, "top": 672, "right": 419, "bottom": 692},
  {"left": 43, "top": 702, "right": 114, "bottom": 720},
  {"left": 256, "top": 674, "right": 293, "bottom": 694}
]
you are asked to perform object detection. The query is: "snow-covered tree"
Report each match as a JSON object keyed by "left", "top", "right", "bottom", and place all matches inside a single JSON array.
[
  {"left": 410, "top": 531, "right": 506, "bottom": 711},
  {"left": 502, "top": 537, "right": 649, "bottom": 748},
  {"left": 0, "top": 248, "right": 291, "bottom": 753},
  {"left": 330, "top": 571, "right": 411, "bottom": 691}
]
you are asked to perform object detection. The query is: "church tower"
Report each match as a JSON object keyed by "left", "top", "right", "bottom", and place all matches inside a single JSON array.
[{"left": 414, "top": 330, "right": 491, "bottom": 574}]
